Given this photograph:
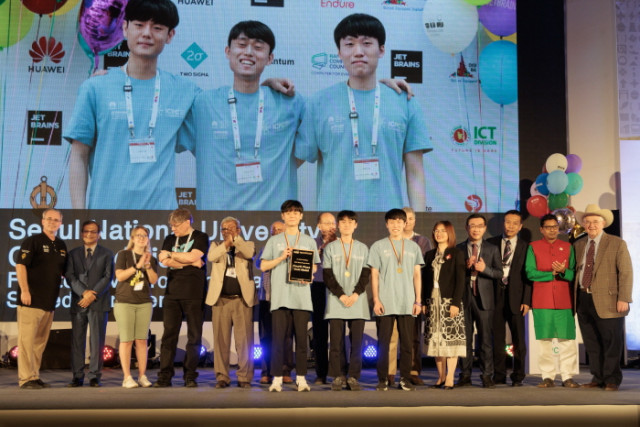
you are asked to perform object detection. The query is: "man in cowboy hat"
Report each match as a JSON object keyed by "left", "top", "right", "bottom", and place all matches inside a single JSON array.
[{"left": 573, "top": 204, "right": 633, "bottom": 391}]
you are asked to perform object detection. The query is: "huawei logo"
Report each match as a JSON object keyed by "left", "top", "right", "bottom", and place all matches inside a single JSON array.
[{"left": 29, "top": 37, "right": 65, "bottom": 64}]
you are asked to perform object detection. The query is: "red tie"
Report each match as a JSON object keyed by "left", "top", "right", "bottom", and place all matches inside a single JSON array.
[{"left": 582, "top": 240, "right": 595, "bottom": 289}]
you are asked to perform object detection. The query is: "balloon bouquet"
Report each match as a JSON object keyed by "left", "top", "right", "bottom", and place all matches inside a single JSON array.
[
  {"left": 527, "top": 153, "right": 585, "bottom": 237},
  {"left": 77, "top": 0, "right": 128, "bottom": 72}
]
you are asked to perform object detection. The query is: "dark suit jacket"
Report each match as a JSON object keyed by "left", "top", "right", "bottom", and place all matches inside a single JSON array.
[
  {"left": 422, "top": 247, "right": 465, "bottom": 308},
  {"left": 456, "top": 240, "right": 502, "bottom": 310},
  {"left": 487, "top": 235, "right": 532, "bottom": 313},
  {"left": 573, "top": 232, "right": 633, "bottom": 319},
  {"left": 66, "top": 245, "right": 114, "bottom": 313}
]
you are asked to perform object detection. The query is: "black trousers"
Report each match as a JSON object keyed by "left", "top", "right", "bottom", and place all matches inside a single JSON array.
[
  {"left": 271, "top": 308, "right": 310, "bottom": 376},
  {"left": 460, "top": 294, "right": 494, "bottom": 379},
  {"left": 577, "top": 291, "right": 625, "bottom": 386},
  {"left": 329, "top": 318, "right": 364, "bottom": 379},
  {"left": 157, "top": 298, "right": 204, "bottom": 382},
  {"left": 311, "top": 281, "right": 329, "bottom": 379},
  {"left": 492, "top": 286, "right": 527, "bottom": 382},
  {"left": 259, "top": 300, "right": 293, "bottom": 377},
  {"left": 376, "top": 315, "right": 413, "bottom": 381}
]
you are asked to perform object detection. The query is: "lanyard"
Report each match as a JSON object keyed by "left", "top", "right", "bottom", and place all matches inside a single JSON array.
[
  {"left": 347, "top": 83, "right": 380, "bottom": 157},
  {"left": 123, "top": 63, "right": 160, "bottom": 139},
  {"left": 283, "top": 231, "right": 300, "bottom": 249},
  {"left": 388, "top": 237, "right": 404, "bottom": 267},
  {"left": 228, "top": 87, "right": 264, "bottom": 159},
  {"left": 173, "top": 230, "right": 194, "bottom": 253},
  {"left": 340, "top": 237, "right": 354, "bottom": 272}
]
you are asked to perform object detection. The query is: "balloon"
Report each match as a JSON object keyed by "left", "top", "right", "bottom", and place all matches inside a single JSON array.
[
  {"left": 565, "top": 154, "right": 583, "bottom": 173},
  {"left": 423, "top": 0, "right": 478, "bottom": 55},
  {"left": 485, "top": 28, "right": 517, "bottom": 44},
  {"left": 464, "top": 0, "right": 492, "bottom": 5},
  {"left": 565, "top": 173, "right": 583, "bottom": 195},
  {"left": 527, "top": 195, "right": 548, "bottom": 218},
  {"left": 552, "top": 208, "right": 576, "bottom": 234},
  {"left": 21, "top": 0, "right": 67, "bottom": 15},
  {"left": 1, "top": 0, "right": 36, "bottom": 49},
  {"left": 478, "top": 0, "right": 517, "bottom": 37},
  {"left": 548, "top": 193, "right": 569, "bottom": 211},
  {"left": 534, "top": 173, "right": 550, "bottom": 196},
  {"left": 546, "top": 170, "right": 569, "bottom": 194},
  {"left": 78, "top": 0, "right": 128, "bottom": 70},
  {"left": 545, "top": 153, "right": 567, "bottom": 172},
  {"left": 479, "top": 40, "right": 517, "bottom": 105},
  {"left": 530, "top": 182, "right": 541, "bottom": 197},
  {"left": 50, "top": 0, "right": 80, "bottom": 16}
]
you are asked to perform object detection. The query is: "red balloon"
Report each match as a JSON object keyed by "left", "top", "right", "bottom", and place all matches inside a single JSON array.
[
  {"left": 21, "top": 0, "right": 68, "bottom": 15},
  {"left": 527, "top": 195, "right": 549, "bottom": 218}
]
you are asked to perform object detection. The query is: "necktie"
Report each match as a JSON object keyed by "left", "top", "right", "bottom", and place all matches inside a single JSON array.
[
  {"left": 471, "top": 243, "right": 478, "bottom": 296},
  {"left": 582, "top": 240, "right": 595, "bottom": 289},
  {"left": 86, "top": 248, "right": 93, "bottom": 263},
  {"left": 502, "top": 240, "right": 511, "bottom": 285}
]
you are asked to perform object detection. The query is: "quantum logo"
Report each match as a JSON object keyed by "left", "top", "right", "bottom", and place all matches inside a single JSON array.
[
  {"left": 450, "top": 126, "right": 469, "bottom": 145},
  {"left": 29, "top": 37, "right": 65, "bottom": 64},
  {"left": 382, "top": 0, "right": 406, "bottom": 4},
  {"left": 464, "top": 195, "right": 483, "bottom": 213}
]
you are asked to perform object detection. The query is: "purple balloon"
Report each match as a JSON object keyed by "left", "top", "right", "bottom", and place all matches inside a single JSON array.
[
  {"left": 565, "top": 154, "right": 583, "bottom": 173},
  {"left": 479, "top": 0, "right": 517, "bottom": 37},
  {"left": 79, "top": 0, "right": 128, "bottom": 70}
]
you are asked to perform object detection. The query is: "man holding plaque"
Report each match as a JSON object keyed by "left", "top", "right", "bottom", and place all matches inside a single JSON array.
[
  {"left": 260, "top": 200, "right": 320, "bottom": 392},
  {"left": 367, "top": 209, "right": 424, "bottom": 391}
]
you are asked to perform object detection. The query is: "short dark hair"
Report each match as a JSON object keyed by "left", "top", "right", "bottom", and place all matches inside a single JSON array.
[
  {"left": 281, "top": 200, "right": 303, "bottom": 213},
  {"left": 385, "top": 208, "right": 406, "bottom": 222},
  {"left": 125, "top": 0, "right": 179, "bottom": 30},
  {"left": 465, "top": 213, "right": 487, "bottom": 227},
  {"left": 540, "top": 214, "right": 558, "bottom": 227},
  {"left": 334, "top": 13, "right": 386, "bottom": 48},
  {"left": 82, "top": 220, "right": 101, "bottom": 233},
  {"left": 504, "top": 210, "right": 523, "bottom": 221},
  {"left": 228, "top": 20, "right": 275, "bottom": 54},
  {"left": 337, "top": 210, "right": 358, "bottom": 223}
]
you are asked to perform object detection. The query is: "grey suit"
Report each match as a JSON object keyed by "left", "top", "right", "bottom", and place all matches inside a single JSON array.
[{"left": 65, "top": 244, "right": 114, "bottom": 383}]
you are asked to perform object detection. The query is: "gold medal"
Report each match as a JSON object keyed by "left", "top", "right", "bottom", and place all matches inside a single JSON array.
[
  {"left": 345, "top": 271, "right": 351, "bottom": 277},
  {"left": 340, "top": 237, "right": 354, "bottom": 279},
  {"left": 389, "top": 237, "right": 404, "bottom": 275},
  {"left": 397, "top": 267, "right": 403, "bottom": 274}
]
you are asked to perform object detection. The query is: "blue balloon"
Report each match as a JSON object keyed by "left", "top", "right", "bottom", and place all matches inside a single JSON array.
[
  {"left": 535, "top": 173, "right": 549, "bottom": 196},
  {"left": 479, "top": 40, "right": 518, "bottom": 105},
  {"left": 546, "top": 170, "right": 569, "bottom": 195}
]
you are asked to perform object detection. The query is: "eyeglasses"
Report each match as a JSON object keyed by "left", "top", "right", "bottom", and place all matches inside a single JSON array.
[
  {"left": 542, "top": 225, "right": 559, "bottom": 230},
  {"left": 170, "top": 219, "right": 189, "bottom": 228},
  {"left": 133, "top": 234, "right": 148, "bottom": 239},
  {"left": 221, "top": 227, "right": 237, "bottom": 232},
  {"left": 43, "top": 217, "right": 61, "bottom": 223}
]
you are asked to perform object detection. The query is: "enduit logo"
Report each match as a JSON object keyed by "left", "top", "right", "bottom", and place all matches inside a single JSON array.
[
  {"left": 320, "top": 0, "right": 354, "bottom": 8},
  {"left": 29, "top": 37, "right": 64, "bottom": 64}
]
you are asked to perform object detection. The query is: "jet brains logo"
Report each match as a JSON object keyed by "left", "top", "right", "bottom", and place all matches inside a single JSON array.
[
  {"left": 28, "top": 37, "right": 66, "bottom": 73},
  {"left": 182, "top": 42, "right": 208, "bottom": 70},
  {"left": 391, "top": 50, "right": 422, "bottom": 83}
]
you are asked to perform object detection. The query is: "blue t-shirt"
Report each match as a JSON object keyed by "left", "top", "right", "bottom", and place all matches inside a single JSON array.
[
  {"left": 261, "top": 232, "right": 319, "bottom": 312},
  {"left": 63, "top": 68, "right": 199, "bottom": 209},
  {"left": 296, "top": 82, "right": 432, "bottom": 211},
  {"left": 323, "top": 239, "right": 370, "bottom": 320},
  {"left": 184, "top": 86, "right": 303, "bottom": 211},
  {"left": 367, "top": 237, "right": 424, "bottom": 316}
]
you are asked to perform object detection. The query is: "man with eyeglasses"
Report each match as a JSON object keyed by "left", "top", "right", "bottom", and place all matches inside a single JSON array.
[
  {"left": 456, "top": 213, "right": 502, "bottom": 388},
  {"left": 155, "top": 208, "right": 209, "bottom": 388},
  {"left": 65, "top": 220, "right": 114, "bottom": 387},
  {"left": 525, "top": 213, "right": 579, "bottom": 389},
  {"left": 15, "top": 208, "right": 67, "bottom": 389}
]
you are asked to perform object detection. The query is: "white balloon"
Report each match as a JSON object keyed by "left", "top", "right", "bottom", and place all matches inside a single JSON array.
[
  {"left": 545, "top": 153, "right": 568, "bottom": 172},
  {"left": 423, "top": 0, "right": 479, "bottom": 55}
]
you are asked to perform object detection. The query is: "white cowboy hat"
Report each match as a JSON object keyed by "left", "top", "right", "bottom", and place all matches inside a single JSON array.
[{"left": 575, "top": 204, "right": 614, "bottom": 228}]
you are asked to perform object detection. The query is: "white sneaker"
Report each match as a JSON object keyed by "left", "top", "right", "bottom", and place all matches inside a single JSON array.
[
  {"left": 138, "top": 375, "right": 152, "bottom": 388},
  {"left": 296, "top": 376, "right": 310, "bottom": 392},
  {"left": 122, "top": 376, "right": 139, "bottom": 389},
  {"left": 269, "top": 376, "right": 283, "bottom": 392}
]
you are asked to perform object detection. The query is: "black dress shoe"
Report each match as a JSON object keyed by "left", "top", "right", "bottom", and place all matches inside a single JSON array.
[
  {"left": 481, "top": 376, "right": 495, "bottom": 389},
  {"left": 152, "top": 381, "right": 172, "bottom": 388},
  {"left": 185, "top": 379, "right": 198, "bottom": 388},
  {"left": 36, "top": 379, "right": 51, "bottom": 388},
  {"left": 89, "top": 379, "right": 101, "bottom": 387},
  {"left": 455, "top": 376, "right": 472, "bottom": 387},
  {"left": 430, "top": 382, "right": 444, "bottom": 389},
  {"left": 512, "top": 381, "right": 523, "bottom": 387},
  {"left": 443, "top": 386, "right": 454, "bottom": 390},
  {"left": 67, "top": 379, "right": 83, "bottom": 388},
  {"left": 215, "top": 380, "right": 229, "bottom": 389},
  {"left": 20, "top": 380, "right": 43, "bottom": 389}
]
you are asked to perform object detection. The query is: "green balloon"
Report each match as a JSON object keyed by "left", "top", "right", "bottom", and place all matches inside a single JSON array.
[
  {"left": 464, "top": 0, "right": 492, "bottom": 5},
  {"left": 0, "top": 0, "right": 36, "bottom": 50},
  {"left": 548, "top": 193, "right": 569, "bottom": 210},
  {"left": 565, "top": 173, "right": 583, "bottom": 195}
]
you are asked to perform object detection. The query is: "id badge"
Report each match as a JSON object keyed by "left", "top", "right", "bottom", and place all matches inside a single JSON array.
[
  {"left": 225, "top": 267, "right": 237, "bottom": 278},
  {"left": 129, "top": 138, "right": 157, "bottom": 163},
  {"left": 235, "top": 159, "right": 263, "bottom": 184},
  {"left": 133, "top": 282, "right": 144, "bottom": 291},
  {"left": 354, "top": 157, "right": 380, "bottom": 180}
]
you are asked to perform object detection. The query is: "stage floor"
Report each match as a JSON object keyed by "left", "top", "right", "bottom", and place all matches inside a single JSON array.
[{"left": 0, "top": 367, "right": 638, "bottom": 426}]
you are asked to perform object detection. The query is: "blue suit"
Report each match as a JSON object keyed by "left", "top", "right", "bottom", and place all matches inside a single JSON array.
[{"left": 65, "top": 245, "right": 114, "bottom": 382}]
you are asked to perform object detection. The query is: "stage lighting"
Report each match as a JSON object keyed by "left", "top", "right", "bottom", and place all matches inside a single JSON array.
[
  {"left": 505, "top": 344, "right": 514, "bottom": 357},
  {"left": 363, "top": 345, "right": 377, "bottom": 359},
  {"left": 102, "top": 345, "right": 117, "bottom": 367},
  {"left": 253, "top": 345, "right": 263, "bottom": 360},
  {"left": 7, "top": 346, "right": 18, "bottom": 366},
  {"left": 200, "top": 345, "right": 207, "bottom": 357}
]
